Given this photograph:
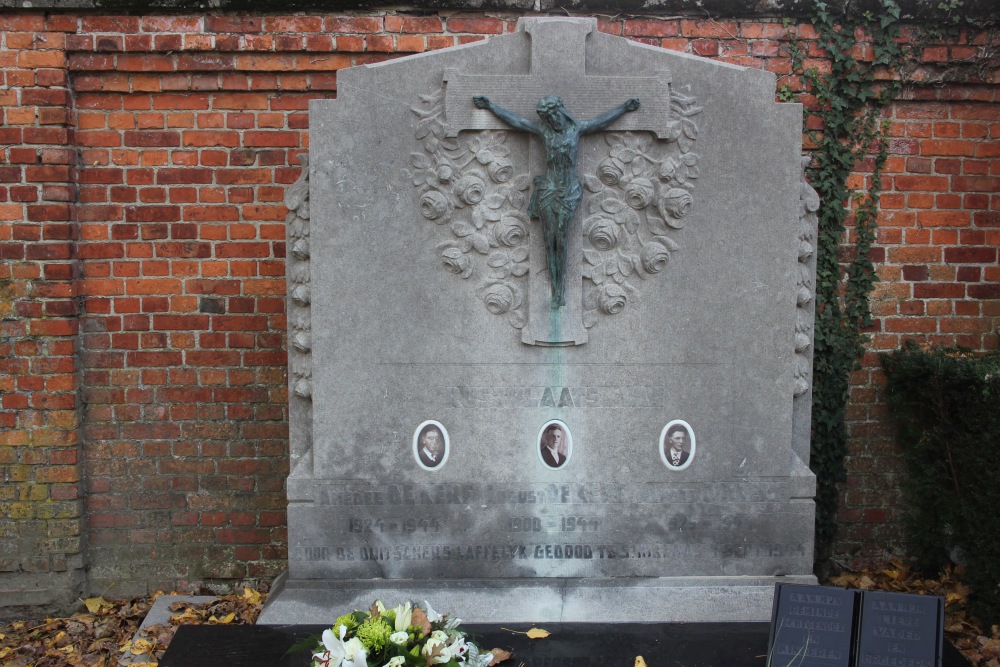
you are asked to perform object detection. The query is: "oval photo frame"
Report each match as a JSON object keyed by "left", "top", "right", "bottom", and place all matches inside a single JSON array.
[
  {"left": 537, "top": 419, "right": 572, "bottom": 470},
  {"left": 659, "top": 419, "right": 696, "bottom": 471},
  {"left": 413, "top": 420, "right": 449, "bottom": 471}
]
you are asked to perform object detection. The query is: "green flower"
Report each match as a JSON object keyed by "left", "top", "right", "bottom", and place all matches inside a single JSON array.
[
  {"left": 356, "top": 617, "right": 393, "bottom": 651},
  {"left": 334, "top": 613, "right": 359, "bottom": 633}
]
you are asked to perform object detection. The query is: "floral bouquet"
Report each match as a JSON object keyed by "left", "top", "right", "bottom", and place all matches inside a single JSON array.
[{"left": 309, "top": 601, "right": 508, "bottom": 667}]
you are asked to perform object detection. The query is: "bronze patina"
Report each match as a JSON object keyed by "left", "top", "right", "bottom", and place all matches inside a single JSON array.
[{"left": 473, "top": 94, "right": 640, "bottom": 308}]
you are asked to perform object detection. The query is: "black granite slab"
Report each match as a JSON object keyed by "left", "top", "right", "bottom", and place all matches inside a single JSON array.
[
  {"left": 158, "top": 623, "right": 972, "bottom": 667},
  {"left": 768, "top": 583, "right": 860, "bottom": 667},
  {"left": 857, "top": 591, "right": 944, "bottom": 667}
]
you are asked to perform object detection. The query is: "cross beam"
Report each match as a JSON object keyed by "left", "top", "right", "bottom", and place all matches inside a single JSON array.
[{"left": 443, "top": 18, "right": 673, "bottom": 346}]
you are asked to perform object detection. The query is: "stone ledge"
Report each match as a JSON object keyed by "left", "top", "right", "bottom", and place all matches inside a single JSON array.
[
  {"left": 0, "top": 570, "right": 85, "bottom": 612},
  {"left": 0, "top": 0, "right": 997, "bottom": 20},
  {"left": 257, "top": 572, "right": 819, "bottom": 624}
]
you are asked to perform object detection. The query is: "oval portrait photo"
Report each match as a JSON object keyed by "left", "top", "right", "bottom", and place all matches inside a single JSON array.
[
  {"left": 659, "top": 420, "right": 696, "bottom": 471},
  {"left": 537, "top": 420, "right": 572, "bottom": 470},
  {"left": 413, "top": 420, "right": 449, "bottom": 471}
]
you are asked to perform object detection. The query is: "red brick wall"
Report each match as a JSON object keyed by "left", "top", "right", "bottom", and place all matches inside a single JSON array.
[
  {"left": 838, "top": 89, "right": 1000, "bottom": 558},
  {"left": 0, "top": 10, "right": 996, "bottom": 601},
  {"left": 0, "top": 14, "right": 85, "bottom": 606}
]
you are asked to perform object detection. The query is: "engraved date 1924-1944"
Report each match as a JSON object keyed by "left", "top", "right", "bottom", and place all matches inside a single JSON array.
[
  {"left": 508, "top": 516, "right": 601, "bottom": 532},
  {"left": 348, "top": 517, "right": 442, "bottom": 534}
]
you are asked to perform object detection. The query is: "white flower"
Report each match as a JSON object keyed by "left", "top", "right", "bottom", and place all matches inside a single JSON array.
[
  {"left": 422, "top": 637, "right": 452, "bottom": 664},
  {"left": 316, "top": 624, "right": 369, "bottom": 667},
  {"left": 391, "top": 601, "right": 412, "bottom": 632},
  {"left": 430, "top": 630, "right": 448, "bottom": 641},
  {"left": 447, "top": 636, "right": 469, "bottom": 661},
  {"left": 384, "top": 657, "right": 406, "bottom": 667},
  {"left": 389, "top": 631, "right": 408, "bottom": 646},
  {"left": 424, "top": 601, "right": 443, "bottom": 623},
  {"left": 466, "top": 644, "right": 494, "bottom": 667},
  {"left": 343, "top": 638, "right": 368, "bottom": 667}
]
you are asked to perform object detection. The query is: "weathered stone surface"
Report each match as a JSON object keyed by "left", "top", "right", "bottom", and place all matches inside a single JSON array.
[{"left": 262, "top": 16, "right": 817, "bottom": 624}]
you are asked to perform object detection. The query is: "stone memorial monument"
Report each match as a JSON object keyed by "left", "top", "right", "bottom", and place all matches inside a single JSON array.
[{"left": 260, "top": 16, "right": 819, "bottom": 624}]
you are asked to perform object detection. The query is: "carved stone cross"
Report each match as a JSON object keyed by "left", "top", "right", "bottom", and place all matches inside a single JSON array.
[{"left": 443, "top": 18, "right": 673, "bottom": 346}]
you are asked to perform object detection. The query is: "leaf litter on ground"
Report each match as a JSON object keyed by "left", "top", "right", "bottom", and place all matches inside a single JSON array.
[
  {"left": 0, "top": 587, "right": 266, "bottom": 667},
  {"left": 827, "top": 560, "right": 999, "bottom": 667},
  {"left": 0, "top": 566, "right": 997, "bottom": 666}
]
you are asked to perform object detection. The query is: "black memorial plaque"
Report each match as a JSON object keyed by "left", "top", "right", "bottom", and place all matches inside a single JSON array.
[
  {"left": 857, "top": 590, "right": 944, "bottom": 667},
  {"left": 768, "top": 583, "right": 859, "bottom": 667}
]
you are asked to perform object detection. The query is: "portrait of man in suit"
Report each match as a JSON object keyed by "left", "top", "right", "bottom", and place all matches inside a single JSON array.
[
  {"left": 539, "top": 421, "right": 570, "bottom": 469},
  {"left": 414, "top": 421, "right": 448, "bottom": 470},
  {"left": 660, "top": 421, "right": 695, "bottom": 470}
]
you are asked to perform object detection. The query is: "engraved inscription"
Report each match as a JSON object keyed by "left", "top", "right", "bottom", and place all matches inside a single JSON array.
[
  {"left": 315, "top": 483, "right": 627, "bottom": 506},
  {"left": 312, "top": 481, "right": 790, "bottom": 507},
  {"left": 859, "top": 594, "right": 939, "bottom": 667},
  {"left": 446, "top": 385, "right": 677, "bottom": 408},
  {"left": 771, "top": 586, "right": 854, "bottom": 665},
  {"left": 859, "top": 658, "right": 932, "bottom": 667},
  {"left": 507, "top": 516, "right": 601, "bottom": 532},
  {"left": 348, "top": 517, "right": 443, "bottom": 534},
  {"left": 294, "top": 542, "right": 808, "bottom": 562}
]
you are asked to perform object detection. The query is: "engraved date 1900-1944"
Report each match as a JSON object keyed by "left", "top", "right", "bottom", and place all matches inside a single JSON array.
[
  {"left": 508, "top": 516, "right": 601, "bottom": 532},
  {"left": 348, "top": 517, "right": 442, "bottom": 534}
]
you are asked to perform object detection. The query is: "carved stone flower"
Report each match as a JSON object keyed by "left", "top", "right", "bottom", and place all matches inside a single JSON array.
[
  {"left": 583, "top": 215, "right": 619, "bottom": 251},
  {"left": 487, "top": 158, "right": 514, "bottom": 183},
  {"left": 441, "top": 247, "right": 473, "bottom": 279},
  {"left": 435, "top": 164, "right": 454, "bottom": 183},
  {"left": 291, "top": 237, "right": 310, "bottom": 260},
  {"left": 657, "top": 158, "right": 677, "bottom": 181},
  {"left": 482, "top": 282, "right": 520, "bottom": 315},
  {"left": 420, "top": 190, "right": 451, "bottom": 221},
  {"left": 493, "top": 214, "right": 527, "bottom": 248},
  {"left": 598, "top": 284, "right": 628, "bottom": 315},
  {"left": 597, "top": 158, "right": 624, "bottom": 186},
  {"left": 657, "top": 188, "right": 693, "bottom": 219},
  {"left": 625, "top": 178, "right": 655, "bottom": 209},
  {"left": 454, "top": 172, "right": 486, "bottom": 206},
  {"left": 640, "top": 241, "right": 670, "bottom": 274}
]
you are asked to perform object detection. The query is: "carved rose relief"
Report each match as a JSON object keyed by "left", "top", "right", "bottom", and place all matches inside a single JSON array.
[
  {"left": 795, "top": 156, "right": 820, "bottom": 397},
  {"left": 408, "top": 88, "right": 703, "bottom": 333},
  {"left": 580, "top": 91, "right": 703, "bottom": 327},
  {"left": 285, "top": 155, "right": 312, "bottom": 400},
  {"left": 408, "top": 89, "right": 532, "bottom": 330}
]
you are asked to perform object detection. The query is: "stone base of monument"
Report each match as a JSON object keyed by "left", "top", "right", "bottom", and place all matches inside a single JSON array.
[{"left": 257, "top": 572, "right": 817, "bottom": 624}]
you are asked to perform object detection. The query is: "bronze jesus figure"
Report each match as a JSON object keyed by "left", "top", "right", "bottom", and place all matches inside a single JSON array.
[{"left": 473, "top": 94, "right": 640, "bottom": 308}]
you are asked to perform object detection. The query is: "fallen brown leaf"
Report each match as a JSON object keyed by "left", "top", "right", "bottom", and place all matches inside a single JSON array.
[
  {"left": 411, "top": 607, "right": 432, "bottom": 635},
  {"left": 489, "top": 648, "right": 513, "bottom": 665},
  {"left": 0, "top": 588, "right": 266, "bottom": 667},
  {"left": 525, "top": 628, "right": 550, "bottom": 639}
]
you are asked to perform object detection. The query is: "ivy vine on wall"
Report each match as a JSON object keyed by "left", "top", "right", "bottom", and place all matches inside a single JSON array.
[{"left": 792, "top": 0, "right": 912, "bottom": 563}]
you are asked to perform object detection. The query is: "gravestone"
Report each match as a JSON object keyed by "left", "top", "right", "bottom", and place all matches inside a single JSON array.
[
  {"left": 260, "top": 16, "right": 819, "bottom": 624},
  {"left": 767, "top": 584, "right": 945, "bottom": 667},
  {"left": 857, "top": 591, "right": 944, "bottom": 667},
  {"left": 769, "top": 583, "right": 860, "bottom": 667}
]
